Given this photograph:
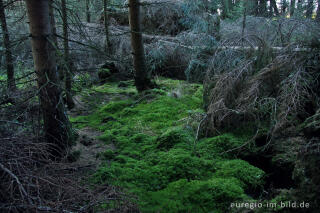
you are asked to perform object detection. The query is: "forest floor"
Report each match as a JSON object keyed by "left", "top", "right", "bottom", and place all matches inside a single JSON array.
[{"left": 69, "top": 77, "right": 267, "bottom": 212}]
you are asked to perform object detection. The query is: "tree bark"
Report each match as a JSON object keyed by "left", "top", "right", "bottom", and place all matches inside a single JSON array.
[
  {"left": 25, "top": 0, "right": 73, "bottom": 158},
  {"left": 62, "top": 0, "right": 75, "bottom": 109},
  {"left": 228, "top": 0, "right": 233, "bottom": 11},
  {"left": 316, "top": 0, "right": 320, "bottom": 21},
  {"left": 86, "top": 0, "right": 90, "bottom": 22},
  {"left": 0, "top": 0, "right": 16, "bottom": 90},
  {"left": 306, "top": 0, "right": 314, "bottom": 18},
  {"left": 103, "top": 0, "right": 111, "bottom": 52},
  {"left": 221, "top": 0, "right": 229, "bottom": 19},
  {"left": 259, "top": 0, "right": 268, "bottom": 16},
  {"left": 290, "top": 0, "right": 296, "bottom": 16},
  {"left": 49, "top": 0, "right": 62, "bottom": 80},
  {"left": 247, "top": 0, "right": 258, "bottom": 15},
  {"left": 129, "top": 0, "right": 153, "bottom": 92},
  {"left": 270, "top": 0, "right": 280, "bottom": 16},
  {"left": 297, "top": 0, "right": 303, "bottom": 13},
  {"left": 49, "top": 0, "right": 58, "bottom": 46},
  {"left": 281, "top": 0, "right": 288, "bottom": 14}
]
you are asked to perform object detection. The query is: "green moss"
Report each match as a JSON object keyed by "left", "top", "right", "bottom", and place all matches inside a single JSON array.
[
  {"left": 154, "top": 148, "right": 215, "bottom": 182},
  {"left": 196, "top": 133, "right": 249, "bottom": 159},
  {"left": 214, "top": 160, "right": 265, "bottom": 191},
  {"left": 98, "top": 68, "right": 111, "bottom": 80},
  {"left": 71, "top": 78, "right": 265, "bottom": 212},
  {"left": 93, "top": 148, "right": 215, "bottom": 192},
  {"left": 99, "top": 150, "right": 116, "bottom": 160},
  {"left": 143, "top": 178, "right": 245, "bottom": 213},
  {"left": 156, "top": 126, "right": 194, "bottom": 150},
  {"left": 99, "top": 100, "right": 133, "bottom": 114},
  {"left": 73, "top": 73, "right": 91, "bottom": 92},
  {"left": 93, "top": 81, "right": 137, "bottom": 95}
]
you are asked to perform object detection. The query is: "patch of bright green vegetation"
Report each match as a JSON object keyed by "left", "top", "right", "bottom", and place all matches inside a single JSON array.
[
  {"left": 143, "top": 178, "right": 245, "bottom": 213},
  {"left": 92, "top": 80, "right": 137, "bottom": 95},
  {"left": 213, "top": 160, "right": 265, "bottom": 191},
  {"left": 196, "top": 133, "right": 249, "bottom": 159},
  {"left": 0, "top": 74, "right": 6, "bottom": 81},
  {"left": 71, "top": 78, "right": 265, "bottom": 212}
]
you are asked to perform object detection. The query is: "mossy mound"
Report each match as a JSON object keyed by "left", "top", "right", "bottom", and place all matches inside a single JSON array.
[
  {"left": 195, "top": 133, "right": 251, "bottom": 159},
  {"left": 143, "top": 178, "right": 245, "bottom": 213},
  {"left": 214, "top": 159, "right": 265, "bottom": 192},
  {"left": 156, "top": 126, "right": 194, "bottom": 150}
]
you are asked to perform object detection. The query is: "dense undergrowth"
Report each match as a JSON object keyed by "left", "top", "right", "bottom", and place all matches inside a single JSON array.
[{"left": 71, "top": 78, "right": 265, "bottom": 212}]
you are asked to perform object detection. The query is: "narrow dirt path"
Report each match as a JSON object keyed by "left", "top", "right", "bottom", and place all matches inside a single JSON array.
[{"left": 67, "top": 93, "right": 115, "bottom": 171}]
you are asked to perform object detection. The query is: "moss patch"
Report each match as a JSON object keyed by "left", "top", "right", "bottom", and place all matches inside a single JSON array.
[
  {"left": 143, "top": 178, "right": 245, "bottom": 213},
  {"left": 214, "top": 159, "right": 265, "bottom": 192},
  {"left": 71, "top": 78, "right": 265, "bottom": 212}
]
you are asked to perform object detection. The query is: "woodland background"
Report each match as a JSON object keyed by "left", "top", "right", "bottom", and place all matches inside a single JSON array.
[{"left": 1, "top": 0, "right": 320, "bottom": 212}]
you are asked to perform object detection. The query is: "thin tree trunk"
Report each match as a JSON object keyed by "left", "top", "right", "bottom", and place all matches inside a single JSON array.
[
  {"left": 25, "top": 0, "right": 73, "bottom": 158},
  {"left": 247, "top": 0, "right": 258, "bottom": 15},
  {"left": 316, "top": 0, "right": 320, "bottom": 21},
  {"left": 297, "top": 0, "right": 303, "bottom": 13},
  {"left": 242, "top": 6, "right": 247, "bottom": 40},
  {"left": 129, "top": 0, "right": 153, "bottom": 92},
  {"left": 62, "top": 0, "right": 75, "bottom": 109},
  {"left": 228, "top": 0, "right": 233, "bottom": 11},
  {"left": 269, "top": 1, "right": 273, "bottom": 17},
  {"left": 281, "top": 0, "right": 288, "bottom": 14},
  {"left": 221, "top": 0, "right": 229, "bottom": 19},
  {"left": 103, "top": 0, "right": 111, "bottom": 52},
  {"left": 306, "top": 0, "right": 314, "bottom": 18},
  {"left": 0, "top": 0, "right": 16, "bottom": 90},
  {"left": 259, "top": 0, "right": 267, "bottom": 16},
  {"left": 270, "top": 0, "right": 280, "bottom": 16},
  {"left": 86, "top": 0, "right": 90, "bottom": 22},
  {"left": 290, "top": 0, "right": 296, "bottom": 16}
]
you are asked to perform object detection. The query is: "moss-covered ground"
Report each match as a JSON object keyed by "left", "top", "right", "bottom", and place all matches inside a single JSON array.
[{"left": 70, "top": 78, "right": 265, "bottom": 212}]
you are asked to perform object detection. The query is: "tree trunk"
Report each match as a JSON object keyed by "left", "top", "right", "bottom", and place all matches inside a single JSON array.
[
  {"left": 103, "top": 0, "right": 111, "bottom": 52},
  {"left": 49, "top": 0, "right": 58, "bottom": 46},
  {"left": 25, "top": 0, "right": 73, "bottom": 158},
  {"left": 0, "top": 0, "right": 16, "bottom": 91},
  {"left": 316, "top": 0, "right": 320, "bottom": 21},
  {"left": 129, "top": 0, "right": 153, "bottom": 92},
  {"left": 259, "top": 0, "right": 267, "bottom": 16},
  {"left": 297, "top": 0, "right": 303, "bottom": 13},
  {"left": 86, "top": 0, "right": 90, "bottom": 22},
  {"left": 221, "top": 0, "right": 229, "bottom": 19},
  {"left": 49, "top": 0, "right": 62, "bottom": 80},
  {"left": 270, "top": 0, "right": 280, "bottom": 16},
  {"left": 290, "top": 0, "right": 296, "bottom": 16},
  {"left": 281, "top": 0, "right": 288, "bottom": 14},
  {"left": 306, "top": 0, "right": 314, "bottom": 18},
  {"left": 228, "top": 0, "right": 233, "bottom": 11},
  {"left": 62, "top": 0, "right": 75, "bottom": 109},
  {"left": 247, "top": 0, "right": 258, "bottom": 15}
]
